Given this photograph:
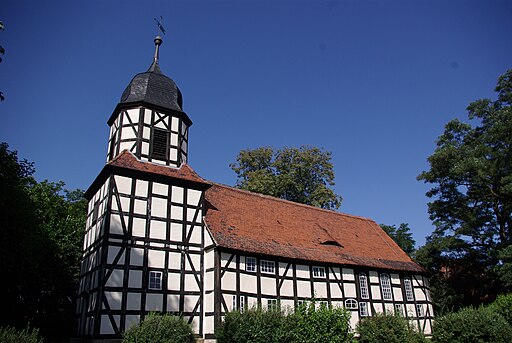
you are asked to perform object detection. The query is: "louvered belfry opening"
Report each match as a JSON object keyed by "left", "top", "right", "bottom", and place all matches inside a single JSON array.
[{"left": 151, "top": 127, "right": 169, "bottom": 160}]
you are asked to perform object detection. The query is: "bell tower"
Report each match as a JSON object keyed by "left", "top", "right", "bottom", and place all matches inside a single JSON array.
[{"left": 106, "top": 36, "right": 191, "bottom": 167}]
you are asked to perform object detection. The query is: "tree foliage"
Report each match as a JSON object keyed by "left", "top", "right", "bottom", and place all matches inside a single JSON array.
[
  {"left": 0, "top": 142, "right": 87, "bottom": 341},
  {"left": 123, "top": 313, "right": 195, "bottom": 343},
  {"left": 380, "top": 223, "right": 416, "bottom": 255},
  {"left": 417, "top": 69, "right": 512, "bottom": 310},
  {"left": 356, "top": 313, "right": 427, "bottom": 343},
  {"left": 230, "top": 145, "right": 342, "bottom": 210}
]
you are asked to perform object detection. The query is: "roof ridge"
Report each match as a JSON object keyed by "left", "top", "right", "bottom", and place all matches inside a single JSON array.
[{"left": 209, "top": 181, "right": 373, "bottom": 222}]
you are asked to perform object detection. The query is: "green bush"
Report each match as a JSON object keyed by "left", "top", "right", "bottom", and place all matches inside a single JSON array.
[
  {"left": 123, "top": 313, "right": 195, "bottom": 343},
  {"left": 0, "top": 326, "right": 44, "bottom": 343},
  {"left": 356, "top": 313, "right": 427, "bottom": 343},
  {"left": 489, "top": 293, "right": 512, "bottom": 326},
  {"left": 216, "top": 301, "right": 354, "bottom": 343},
  {"left": 289, "top": 301, "right": 354, "bottom": 343},
  {"left": 215, "top": 306, "right": 293, "bottom": 343},
  {"left": 432, "top": 306, "right": 512, "bottom": 343}
]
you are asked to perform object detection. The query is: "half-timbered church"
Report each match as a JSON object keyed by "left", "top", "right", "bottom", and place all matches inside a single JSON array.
[{"left": 76, "top": 36, "right": 434, "bottom": 341}]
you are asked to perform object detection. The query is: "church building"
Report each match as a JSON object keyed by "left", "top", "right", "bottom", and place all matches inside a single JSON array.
[{"left": 76, "top": 36, "right": 434, "bottom": 341}]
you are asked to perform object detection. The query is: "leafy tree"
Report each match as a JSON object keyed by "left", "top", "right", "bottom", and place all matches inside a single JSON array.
[
  {"left": 0, "top": 142, "right": 87, "bottom": 341},
  {"left": 417, "top": 69, "right": 512, "bottom": 309},
  {"left": 230, "top": 145, "right": 342, "bottom": 210},
  {"left": 380, "top": 223, "right": 416, "bottom": 255}
]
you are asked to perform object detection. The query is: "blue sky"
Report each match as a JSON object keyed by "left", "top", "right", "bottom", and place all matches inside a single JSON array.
[{"left": 2, "top": 0, "right": 511, "bottom": 247}]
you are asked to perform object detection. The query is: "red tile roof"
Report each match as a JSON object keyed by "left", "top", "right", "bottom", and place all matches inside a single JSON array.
[
  {"left": 204, "top": 183, "right": 424, "bottom": 273},
  {"left": 109, "top": 150, "right": 210, "bottom": 185}
]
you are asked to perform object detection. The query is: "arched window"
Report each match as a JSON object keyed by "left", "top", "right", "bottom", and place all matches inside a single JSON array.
[
  {"left": 403, "top": 277, "right": 414, "bottom": 301},
  {"left": 380, "top": 273, "right": 392, "bottom": 300},
  {"left": 345, "top": 298, "right": 358, "bottom": 309},
  {"left": 359, "top": 273, "right": 369, "bottom": 299}
]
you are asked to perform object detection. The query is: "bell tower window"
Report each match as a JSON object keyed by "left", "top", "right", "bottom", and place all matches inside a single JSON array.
[{"left": 151, "top": 128, "right": 168, "bottom": 160}]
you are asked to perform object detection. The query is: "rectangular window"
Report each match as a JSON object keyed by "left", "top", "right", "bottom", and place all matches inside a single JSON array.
[
  {"left": 261, "top": 260, "right": 275, "bottom": 274},
  {"left": 267, "top": 299, "right": 278, "bottom": 311},
  {"left": 395, "top": 304, "right": 404, "bottom": 315},
  {"left": 240, "top": 296, "right": 245, "bottom": 313},
  {"left": 404, "top": 277, "right": 414, "bottom": 301},
  {"left": 246, "top": 257, "right": 256, "bottom": 272},
  {"left": 416, "top": 304, "right": 424, "bottom": 317},
  {"left": 359, "top": 302, "right": 369, "bottom": 317},
  {"left": 359, "top": 273, "right": 369, "bottom": 299},
  {"left": 313, "top": 266, "right": 325, "bottom": 278},
  {"left": 92, "top": 200, "right": 100, "bottom": 225},
  {"left": 151, "top": 128, "right": 168, "bottom": 160},
  {"left": 380, "top": 274, "right": 393, "bottom": 300},
  {"left": 148, "top": 271, "right": 162, "bottom": 290}
]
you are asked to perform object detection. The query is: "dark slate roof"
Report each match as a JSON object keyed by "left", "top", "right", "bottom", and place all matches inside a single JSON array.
[{"left": 119, "top": 60, "right": 184, "bottom": 112}]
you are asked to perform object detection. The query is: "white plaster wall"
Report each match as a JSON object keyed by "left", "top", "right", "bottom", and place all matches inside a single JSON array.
[
  {"left": 145, "top": 294, "right": 163, "bottom": 311},
  {"left": 369, "top": 271, "right": 379, "bottom": 284},
  {"left": 260, "top": 276, "right": 276, "bottom": 295},
  {"left": 168, "top": 252, "right": 181, "bottom": 270},
  {"left": 127, "top": 293, "right": 141, "bottom": 311},
  {"left": 313, "top": 282, "right": 328, "bottom": 298},
  {"left": 344, "top": 283, "right": 357, "bottom": 297},
  {"left": 105, "top": 291, "right": 122, "bottom": 310},
  {"left": 240, "top": 274, "right": 257, "bottom": 293},
  {"left": 100, "top": 315, "right": 113, "bottom": 334},
  {"left": 296, "top": 264, "right": 309, "bottom": 278},
  {"left": 167, "top": 273, "right": 181, "bottom": 291},
  {"left": 393, "top": 287, "right": 403, "bottom": 301},
  {"left": 371, "top": 285, "right": 381, "bottom": 300},
  {"left": 297, "top": 280, "right": 311, "bottom": 298},
  {"left": 330, "top": 283, "right": 343, "bottom": 298},
  {"left": 342, "top": 268, "right": 355, "bottom": 281},
  {"left": 149, "top": 220, "right": 166, "bottom": 240},
  {"left": 222, "top": 271, "right": 236, "bottom": 291},
  {"left": 106, "top": 269, "right": 123, "bottom": 287},
  {"left": 280, "top": 279, "right": 294, "bottom": 297},
  {"left": 172, "top": 186, "right": 184, "bottom": 203},
  {"left": 128, "top": 270, "right": 142, "bottom": 288},
  {"left": 151, "top": 198, "right": 167, "bottom": 218},
  {"left": 167, "top": 294, "right": 180, "bottom": 312},
  {"left": 148, "top": 249, "right": 165, "bottom": 268}
]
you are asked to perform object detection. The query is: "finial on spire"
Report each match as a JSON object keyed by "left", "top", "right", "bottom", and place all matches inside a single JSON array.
[
  {"left": 153, "top": 35, "right": 163, "bottom": 63},
  {"left": 148, "top": 17, "right": 166, "bottom": 73}
]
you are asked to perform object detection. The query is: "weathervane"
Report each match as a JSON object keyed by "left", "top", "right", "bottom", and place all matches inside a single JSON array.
[{"left": 154, "top": 16, "right": 166, "bottom": 36}]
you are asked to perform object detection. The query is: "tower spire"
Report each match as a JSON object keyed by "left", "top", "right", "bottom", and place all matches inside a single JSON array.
[{"left": 148, "top": 35, "right": 163, "bottom": 73}]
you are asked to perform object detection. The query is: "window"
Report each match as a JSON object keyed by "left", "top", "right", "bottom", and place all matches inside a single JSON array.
[
  {"left": 240, "top": 296, "right": 245, "bottom": 313},
  {"left": 403, "top": 277, "right": 414, "bottom": 301},
  {"left": 380, "top": 274, "right": 393, "bottom": 300},
  {"left": 151, "top": 128, "right": 168, "bottom": 160},
  {"left": 416, "top": 304, "right": 424, "bottom": 317},
  {"left": 261, "top": 260, "right": 275, "bottom": 274},
  {"left": 267, "top": 299, "right": 278, "bottom": 311},
  {"left": 359, "top": 302, "right": 369, "bottom": 317},
  {"left": 359, "top": 273, "right": 369, "bottom": 299},
  {"left": 148, "top": 271, "right": 162, "bottom": 290},
  {"left": 92, "top": 200, "right": 100, "bottom": 225},
  {"left": 395, "top": 304, "right": 404, "bottom": 315},
  {"left": 246, "top": 257, "right": 256, "bottom": 272},
  {"left": 345, "top": 299, "right": 358, "bottom": 310},
  {"left": 232, "top": 295, "right": 246, "bottom": 312},
  {"left": 313, "top": 266, "right": 326, "bottom": 278}
]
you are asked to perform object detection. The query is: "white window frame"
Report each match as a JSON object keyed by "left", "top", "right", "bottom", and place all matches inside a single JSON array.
[
  {"left": 359, "top": 302, "right": 369, "bottom": 317},
  {"left": 246, "top": 257, "right": 256, "bottom": 272},
  {"left": 312, "top": 266, "right": 326, "bottom": 278},
  {"left": 395, "top": 303, "right": 404, "bottom": 315},
  {"left": 345, "top": 298, "right": 358, "bottom": 309},
  {"left": 240, "top": 295, "right": 245, "bottom": 313},
  {"left": 380, "top": 273, "right": 393, "bottom": 300},
  {"left": 267, "top": 299, "right": 278, "bottom": 311},
  {"left": 148, "top": 271, "right": 162, "bottom": 290},
  {"left": 359, "top": 273, "right": 369, "bottom": 299},
  {"left": 261, "top": 260, "right": 275, "bottom": 274},
  {"left": 404, "top": 277, "right": 414, "bottom": 301},
  {"left": 416, "top": 304, "right": 424, "bottom": 317}
]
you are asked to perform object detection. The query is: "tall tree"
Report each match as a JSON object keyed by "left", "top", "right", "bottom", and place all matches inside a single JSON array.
[
  {"left": 380, "top": 223, "right": 416, "bottom": 255},
  {"left": 0, "top": 142, "right": 87, "bottom": 341},
  {"left": 230, "top": 145, "right": 343, "bottom": 210},
  {"left": 417, "top": 69, "right": 512, "bottom": 309}
]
